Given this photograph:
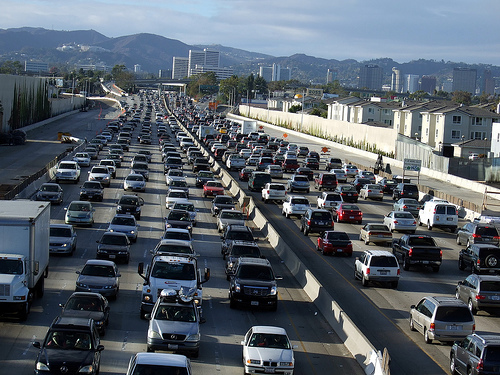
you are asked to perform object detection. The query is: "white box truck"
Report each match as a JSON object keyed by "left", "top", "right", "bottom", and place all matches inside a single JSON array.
[
  {"left": 240, "top": 120, "right": 257, "bottom": 135},
  {"left": 0, "top": 201, "right": 50, "bottom": 320}
]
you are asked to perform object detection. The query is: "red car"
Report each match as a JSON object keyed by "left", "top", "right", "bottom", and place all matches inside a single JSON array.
[
  {"left": 316, "top": 231, "right": 353, "bottom": 256},
  {"left": 334, "top": 203, "right": 363, "bottom": 224},
  {"left": 239, "top": 168, "right": 253, "bottom": 181},
  {"left": 203, "top": 181, "right": 225, "bottom": 197},
  {"left": 282, "top": 159, "right": 300, "bottom": 173}
]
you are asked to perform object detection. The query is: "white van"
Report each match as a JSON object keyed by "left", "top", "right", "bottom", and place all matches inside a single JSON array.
[{"left": 418, "top": 199, "right": 458, "bottom": 232}]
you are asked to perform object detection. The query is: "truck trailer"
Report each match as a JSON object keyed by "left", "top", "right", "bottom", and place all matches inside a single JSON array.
[{"left": 0, "top": 201, "right": 50, "bottom": 320}]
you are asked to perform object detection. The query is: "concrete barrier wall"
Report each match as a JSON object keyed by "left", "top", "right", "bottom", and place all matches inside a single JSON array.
[{"left": 172, "top": 111, "right": 382, "bottom": 373}]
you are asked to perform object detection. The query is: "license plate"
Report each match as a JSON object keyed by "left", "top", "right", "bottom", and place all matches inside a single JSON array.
[
  {"left": 447, "top": 325, "right": 462, "bottom": 330},
  {"left": 336, "top": 249, "right": 343, "bottom": 252},
  {"left": 377, "top": 235, "right": 384, "bottom": 237},
  {"left": 447, "top": 217, "right": 454, "bottom": 221},
  {"left": 251, "top": 301, "right": 259, "bottom": 306},
  {"left": 109, "top": 255, "right": 116, "bottom": 259},
  {"left": 349, "top": 216, "right": 354, "bottom": 219},
  {"left": 422, "top": 261, "right": 429, "bottom": 264},
  {"left": 168, "top": 344, "right": 179, "bottom": 350},
  {"left": 347, "top": 193, "right": 352, "bottom": 196},
  {"left": 264, "top": 368, "right": 275, "bottom": 374},
  {"left": 318, "top": 221, "right": 325, "bottom": 225},
  {"left": 379, "top": 270, "right": 388, "bottom": 275},
  {"left": 491, "top": 296, "right": 500, "bottom": 300}
]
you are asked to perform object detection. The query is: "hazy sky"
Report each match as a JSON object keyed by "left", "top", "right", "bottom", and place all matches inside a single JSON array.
[{"left": 2, "top": 0, "right": 499, "bottom": 65}]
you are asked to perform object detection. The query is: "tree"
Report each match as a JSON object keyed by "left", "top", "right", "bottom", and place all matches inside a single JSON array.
[
  {"left": 245, "top": 73, "right": 255, "bottom": 99},
  {"left": 452, "top": 91, "right": 472, "bottom": 105},
  {"left": 0, "top": 60, "right": 23, "bottom": 75},
  {"left": 409, "top": 90, "right": 429, "bottom": 100},
  {"left": 186, "top": 72, "right": 218, "bottom": 98},
  {"left": 254, "top": 76, "right": 267, "bottom": 95},
  {"left": 289, "top": 104, "right": 302, "bottom": 113}
]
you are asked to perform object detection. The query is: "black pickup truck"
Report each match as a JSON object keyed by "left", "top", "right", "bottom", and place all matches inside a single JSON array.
[{"left": 392, "top": 234, "right": 442, "bottom": 272}]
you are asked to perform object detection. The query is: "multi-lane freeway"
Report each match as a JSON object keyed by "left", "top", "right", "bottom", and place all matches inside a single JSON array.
[{"left": 0, "top": 95, "right": 363, "bottom": 375}]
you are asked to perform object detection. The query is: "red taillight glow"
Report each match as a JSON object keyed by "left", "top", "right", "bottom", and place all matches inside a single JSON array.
[
  {"left": 393, "top": 220, "right": 398, "bottom": 224},
  {"left": 307, "top": 219, "right": 311, "bottom": 225},
  {"left": 408, "top": 249, "right": 413, "bottom": 256},
  {"left": 476, "top": 295, "right": 486, "bottom": 300},
  {"left": 397, "top": 269, "right": 401, "bottom": 275},
  {"left": 366, "top": 268, "right": 370, "bottom": 275},
  {"left": 477, "top": 359, "right": 483, "bottom": 371},
  {"left": 429, "top": 323, "right": 435, "bottom": 331},
  {"left": 472, "top": 234, "right": 480, "bottom": 238}
]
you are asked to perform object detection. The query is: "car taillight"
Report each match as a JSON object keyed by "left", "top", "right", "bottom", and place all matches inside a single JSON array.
[
  {"left": 494, "top": 236, "right": 500, "bottom": 239},
  {"left": 307, "top": 219, "right": 311, "bottom": 225},
  {"left": 429, "top": 323, "right": 435, "bottom": 331},
  {"left": 477, "top": 259, "right": 481, "bottom": 265},
  {"left": 477, "top": 359, "right": 483, "bottom": 371},
  {"left": 393, "top": 220, "right": 398, "bottom": 224},
  {"left": 403, "top": 205, "right": 408, "bottom": 209},
  {"left": 476, "top": 294, "right": 486, "bottom": 300},
  {"left": 413, "top": 221, "right": 417, "bottom": 225},
  {"left": 473, "top": 323, "right": 476, "bottom": 332},
  {"left": 397, "top": 269, "right": 401, "bottom": 275},
  {"left": 472, "top": 234, "right": 480, "bottom": 238},
  {"left": 366, "top": 268, "right": 370, "bottom": 275},
  {"left": 367, "top": 189, "right": 372, "bottom": 192},
  {"left": 408, "top": 249, "right": 413, "bottom": 256}
]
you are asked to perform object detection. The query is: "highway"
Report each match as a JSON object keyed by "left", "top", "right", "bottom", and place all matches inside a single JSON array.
[{"left": 0, "top": 96, "right": 362, "bottom": 375}]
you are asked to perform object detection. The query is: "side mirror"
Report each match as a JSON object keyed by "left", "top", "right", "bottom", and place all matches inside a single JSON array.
[
  {"left": 138, "top": 262, "right": 144, "bottom": 275},
  {"left": 457, "top": 281, "right": 463, "bottom": 285},
  {"left": 410, "top": 305, "right": 416, "bottom": 309},
  {"left": 32, "top": 342, "right": 41, "bottom": 349}
]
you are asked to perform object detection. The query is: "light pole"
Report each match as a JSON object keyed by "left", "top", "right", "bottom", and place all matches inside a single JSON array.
[
  {"left": 414, "top": 132, "right": 418, "bottom": 141},
  {"left": 484, "top": 137, "right": 488, "bottom": 159},
  {"left": 461, "top": 135, "right": 465, "bottom": 158},
  {"left": 267, "top": 89, "right": 271, "bottom": 123}
]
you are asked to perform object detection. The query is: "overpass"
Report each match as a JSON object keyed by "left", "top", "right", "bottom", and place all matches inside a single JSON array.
[{"left": 134, "top": 78, "right": 190, "bottom": 92}]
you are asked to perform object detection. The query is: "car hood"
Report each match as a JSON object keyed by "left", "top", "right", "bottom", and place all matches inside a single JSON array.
[
  {"left": 77, "top": 275, "right": 116, "bottom": 286},
  {"left": 125, "top": 180, "right": 145, "bottom": 186},
  {"left": 50, "top": 236, "right": 72, "bottom": 244},
  {"left": 37, "top": 348, "right": 95, "bottom": 369},
  {"left": 151, "top": 319, "right": 199, "bottom": 337},
  {"left": 67, "top": 211, "right": 92, "bottom": 218},
  {"left": 38, "top": 191, "right": 59, "bottom": 197},
  {"left": 108, "top": 224, "right": 136, "bottom": 232},
  {"left": 246, "top": 347, "right": 294, "bottom": 363},
  {"left": 61, "top": 310, "right": 105, "bottom": 322},
  {"left": 90, "top": 173, "right": 109, "bottom": 178},
  {"left": 97, "top": 244, "right": 129, "bottom": 251}
]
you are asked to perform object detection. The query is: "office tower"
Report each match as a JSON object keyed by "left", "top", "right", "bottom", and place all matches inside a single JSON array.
[
  {"left": 452, "top": 68, "right": 477, "bottom": 94},
  {"left": 391, "top": 67, "right": 402, "bottom": 93},
  {"left": 420, "top": 76, "right": 436, "bottom": 94},
  {"left": 359, "top": 65, "right": 383, "bottom": 90},
  {"left": 172, "top": 57, "right": 189, "bottom": 79}
]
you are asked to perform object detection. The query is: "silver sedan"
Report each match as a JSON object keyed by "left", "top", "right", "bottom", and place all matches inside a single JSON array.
[{"left": 383, "top": 211, "right": 417, "bottom": 233}]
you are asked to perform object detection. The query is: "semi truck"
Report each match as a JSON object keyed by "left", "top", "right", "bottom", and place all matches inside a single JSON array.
[{"left": 0, "top": 200, "right": 50, "bottom": 320}]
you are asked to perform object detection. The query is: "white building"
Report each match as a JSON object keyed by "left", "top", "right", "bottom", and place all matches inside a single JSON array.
[
  {"left": 172, "top": 57, "right": 189, "bottom": 79},
  {"left": 404, "top": 74, "right": 420, "bottom": 93}
]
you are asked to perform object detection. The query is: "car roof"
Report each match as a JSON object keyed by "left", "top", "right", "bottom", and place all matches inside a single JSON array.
[
  {"left": 364, "top": 250, "right": 396, "bottom": 257},
  {"left": 250, "top": 326, "right": 287, "bottom": 335},
  {"left": 132, "top": 352, "right": 189, "bottom": 367},
  {"left": 51, "top": 316, "right": 93, "bottom": 330},
  {"left": 84, "top": 259, "right": 116, "bottom": 267},
  {"left": 237, "top": 257, "right": 270, "bottom": 266},
  {"left": 50, "top": 223, "right": 73, "bottom": 229}
]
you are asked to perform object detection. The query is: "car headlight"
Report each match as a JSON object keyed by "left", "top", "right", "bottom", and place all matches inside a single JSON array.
[
  {"left": 247, "top": 359, "right": 261, "bottom": 365},
  {"left": 166, "top": 223, "right": 172, "bottom": 228},
  {"left": 76, "top": 282, "right": 87, "bottom": 288},
  {"left": 142, "top": 294, "right": 153, "bottom": 303},
  {"left": 61, "top": 243, "right": 68, "bottom": 247},
  {"left": 187, "top": 226, "right": 192, "bottom": 231},
  {"left": 148, "top": 329, "right": 161, "bottom": 339},
  {"left": 130, "top": 230, "right": 135, "bottom": 234},
  {"left": 103, "top": 284, "right": 116, "bottom": 289},
  {"left": 36, "top": 362, "right": 50, "bottom": 371},
  {"left": 103, "top": 176, "right": 110, "bottom": 180},
  {"left": 117, "top": 205, "right": 122, "bottom": 210},
  {"left": 270, "top": 286, "right": 277, "bottom": 295},
  {"left": 78, "top": 364, "right": 94, "bottom": 374},
  {"left": 280, "top": 362, "right": 293, "bottom": 367},
  {"left": 186, "top": 333, "right": 200, "bottom": 342},
  {"left": 234, "top": 283, "right": 241, "bottom": 293},
  {"left": 109, "top": 228, "right": 114, "bottom": 232}
]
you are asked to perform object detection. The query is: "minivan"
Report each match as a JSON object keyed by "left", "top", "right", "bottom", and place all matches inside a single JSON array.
[
  {"left": 248, "top": 172, "right": 272, "bottom": 192},
  {"left": 418, "top": 198, "right": 458, "bottom": 232}
]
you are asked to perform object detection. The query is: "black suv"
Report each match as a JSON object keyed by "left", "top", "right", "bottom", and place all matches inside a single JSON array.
[
  {"left": 211, "top": 195, "right": 235, "bottom": 216},
  {"left": 32, "top": 316, "right": 104, "bottom": 375},
  {"left": 225, "top": 240, "right": 262, "bottom": 280},
  {"left": 220, "top": 225, "right": 256, "bottom": 258},
  {"left": 300, "top": 208, "right": 334, "bottom": 236},
  {"left": 116, "top": 195, "right": 144, "bottom": 220},
  {"left": 459, "top": 244, "right": 500, "bottom": 274},
  {"left": 392, "top": 183, "right": 419, "bottom": 200},
  {"left": 450, "top": 334, "right": 500, "bottom": 375},
  {"left": 79, "top": 181, "right": 104, "bottom": 202},
  {"left": 228, "top": 257, "right": 281, "bottom": 311},
  {"left": 455, "top": 274, "right": 500, "bottom": 314}
]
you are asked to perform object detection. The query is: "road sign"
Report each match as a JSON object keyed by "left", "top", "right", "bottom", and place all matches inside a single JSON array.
[
  {"left": 321, "top": 147, "right": 330, "bottom": 153},
  {"left": 259, "top": 125, "right": 264, "bottom": 130},
  {"left": 403, "top": 158, "right": 421, "bottom": 172},
  {"left": 283, "top": 133, "right": 288, "bottom": 138}
]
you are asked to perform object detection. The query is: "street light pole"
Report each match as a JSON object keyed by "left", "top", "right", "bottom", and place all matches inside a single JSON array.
[{"left": 461, "top": 135, "right": 465, "bottom": 158}]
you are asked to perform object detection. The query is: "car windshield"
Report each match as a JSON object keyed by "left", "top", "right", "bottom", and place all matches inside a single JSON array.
[
  {"left": 161, "top": 233, "right": 192, "bottom": 243},
  {"left": 174, "top": 203, "right": 195, "bottom": 212},
  {"left": 237, "top": 265, "right": 273, "bottom": 280},
  {"left": 101, "top": 234, "right": 128, "bottom": 245},
  {"left": 120, "top": 197, "right": 138, "bottom": 205},
  {"left": 69, "top": 203, "right": 91, "bottom": 211},
  {"left": 168, "top": 191, "right": 187, "bottom": 198},
  {"left": 151, "top": 262, "right": 195, "bottom": 280},
  {"left": 221, "top": 212, "right": 244, "bottom": 220},
  {"left": 92, "top": 167, "right": 108, "bottom": 174},
  {"left": 248, "top": 333, "right": 290, "bottom": 349},
  {"left": 0, "top": 259, "right": 23, "bottom": 275},
  {"left": 199, "top": 172, "right": 213, "bottom": 178},
  {"left": 206, "top": 182, "right": 223, "bottom": 188},
  {"left": 326, "top": 232, "right": 350, "bottom": 241},
  {"left": 127, "top": 175, "right": 144, "bottom": 182},
  {"left": 291, "top": 198, "right": 309, "bottom": 205},
  {"left": 168, "top": 211, "right": 191, "bottom": 221},
  {"left": 46, "top": 331, "right": 92, "bottom": 350},
  {"left": 484, "top": 346, "right": 500, "bottom": 362},
  {"left": 393, "top": 212, "right": 414, "bottom": 219},
  {"left": 60, "top": 163, "right": 76, "bottom": 169},
  {"left": 325, "top": 194, "right": 341, "bottom": 201},
  {"left": 169, "top": 170, "right": 183, "bottom": 177},
  {"left": 341, "top": 205, "right": 359, "bottom": 211},
  {"left": 50, "top": 227, "right": 72, "bottom": 237},
  {"left": 111, "top": 216, "right": 135, "bottom": 226},
  {"left": 340, "top": 186, "right": 356, "bottom": 192},
  {"left": 232, "top": 246, "right": 260, "bottom": 257},
  {"left": 215, "top": 197, "right": 233, "bottom": 204},
  {"left": 40, "top": 184, "right": 59, "bottom": 192},
  {"left": 154, "top": 305, "right": 196, "bottom": 322},
  {"left": 368, "top": 225, "right": 389, "bottom": 232},
  {"left": 65, "top": 297, "right": 103, "bottom": 312},
  {"left": 170, "top": 181, "right": 187, "bottom": 187},
  {"left": 82, "top": 182, "right": 101, "bottom": 189},
  {"left": 81, "top": 265, "right": 116, "bottom": 277},
  {"left": 370, "top": 256, "right": 398, "bottom": 267}
]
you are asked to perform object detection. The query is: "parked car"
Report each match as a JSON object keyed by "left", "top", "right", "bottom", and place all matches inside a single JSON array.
[
  {"left": 456, "top": 222, "right": 500, "bottom": 247},
  {"left": 316, "top": 231, "right": 353, "bottom": 256},
  {"left": 409, "top": 296, "right": 475, "bottom": 344},
  {"left": 455, "top": 274, "right": 500, "bottom": 315},
  {"left": 359, "top": 223, "right": 392, "bottom": 246},
  {"left": 35, "top": 182, "right": 64, "bottom": 204},
  {"left": 75, "top": 259, "right": 121, "bottom": 299},
  {"left": 383, "top": 211, "right": 417, "bottom": 233}
]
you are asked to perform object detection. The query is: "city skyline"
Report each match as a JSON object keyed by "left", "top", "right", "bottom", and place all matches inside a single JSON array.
[{"left": 1, "top": 0, "right": 500, "bottom": 66}]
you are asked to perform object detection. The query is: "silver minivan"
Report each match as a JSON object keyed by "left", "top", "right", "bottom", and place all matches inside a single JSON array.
[{"left": 409, "top": 296, "right": 475, "bottom": 344}]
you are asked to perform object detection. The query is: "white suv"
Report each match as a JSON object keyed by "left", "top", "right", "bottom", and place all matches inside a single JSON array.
[
  {"left": 262, "top": 183, "right": 287, "bottom": 203},
  {"left": 55, "top": 161, "right": 81, "bottom": 184},
  {"left": 417, "top": 198, "right": 458, "bottom": 232},
  {"left": 281, "top": 195, "right": 310, "bottom": 218},
  {"left": 354, "top": 250, "right": 400, "bottom": 288}
]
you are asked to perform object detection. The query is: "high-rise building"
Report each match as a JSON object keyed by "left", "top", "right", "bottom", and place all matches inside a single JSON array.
[
  {"left": 359, "top": 65, "right": 383, "bottom": 90},
  {"left": 172, "top": 57, "right": 189, "bottom": 79},
  {"left": 259, "top": 66, "right": 273, "bottom": 82},
  {"left": 391, "top": 67, "right": 402, "bottom": 93},
  {"left": 326, "top": 69, "right": 338, "bottom": 84},
  {"left": 188, "top": 50, "right": 206, "bottom": 77},
  {"left": 403, "top": 74, "right": 420, "bottom": 93},
  {"left": 420, "top": 76, "right": 436, "bottom": 94},
  {"left": 278, "top": 66, "right": 291, "bottom": 81},
  {"left": 452, "top": 68, "right": 477, "bottom": 94},
  {"left": 134, "top": 64, "right": 141, "bottom": 73},
  {"left": 483, "top": 69, "right": 495, "bottom": 95},
  {"left": 24, "top": 61, "right": 49, "bottom": 73},
  {"left": 204, "top": 49, "right": 220, "bottom": 68}
]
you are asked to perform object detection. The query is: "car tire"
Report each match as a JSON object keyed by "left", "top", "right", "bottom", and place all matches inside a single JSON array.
[
  {"left": 427, "top": 221, "right": 432, "bottom": 230},
  {"left": 450, "top": 354, "right": 458, "bottom": 375},
  {"left": 468, "top": 299, "right": 477, "bottom": 315},
  {"left": 409, "top": 317, "right": 416, "bottom": 331},
  {"left": 361, "top": 275, "right": 368, "bottom": 287},
  {"left": 424, "top": 328, "right": 432, "bottom": 344},
  {"left": 403, "top": 257, "right": 410, "bottom": 271},
  {"left": 147, "top": 346, "right": 154, "bottom": 353},
  {"left": 303, "top": 226, "right": 309, "bottom": 236},
  {"left": 486, "top": 254, "right": 499, "bottom": 268},
  {"left": 458, "top": 257, "right": 466, "bottom": 270}
]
